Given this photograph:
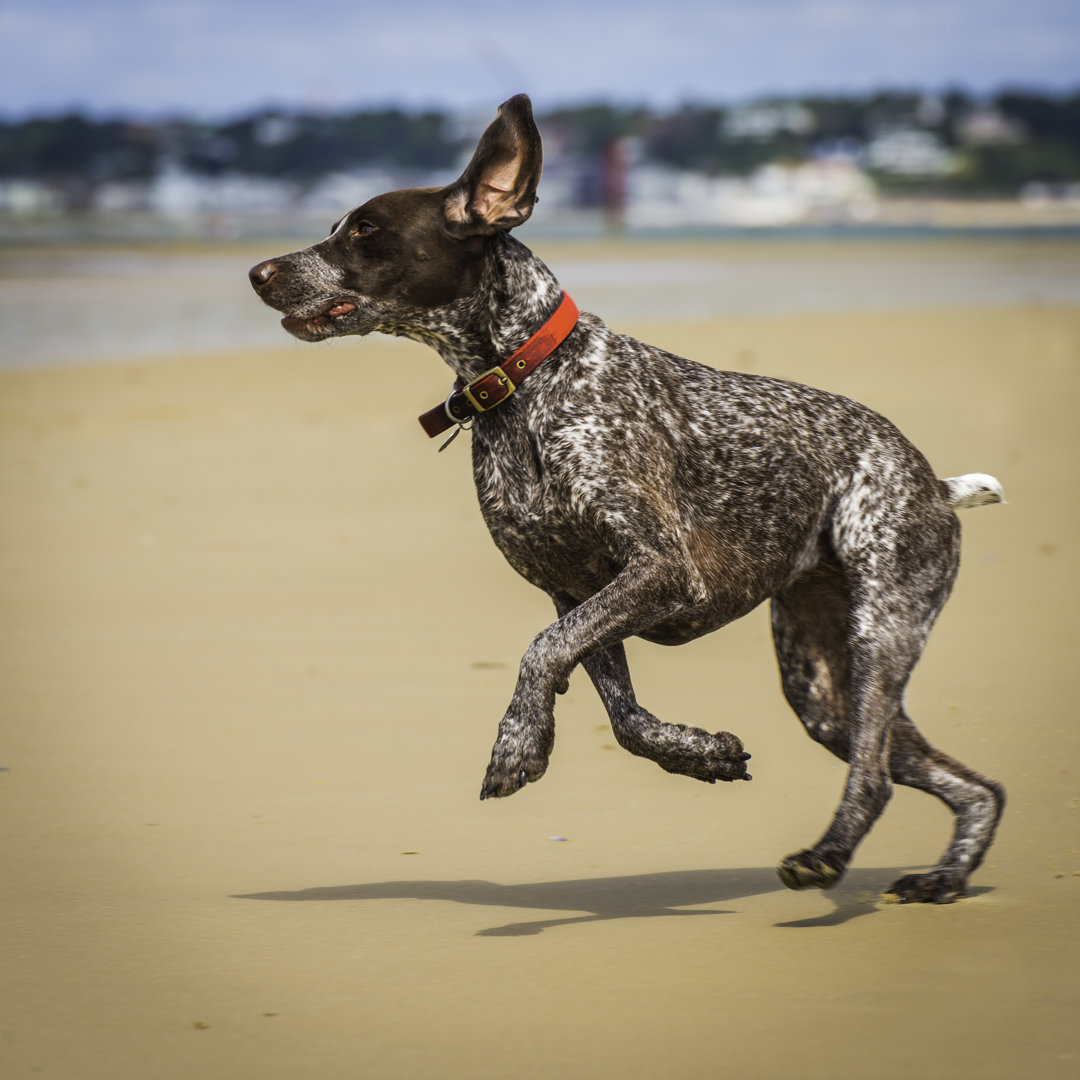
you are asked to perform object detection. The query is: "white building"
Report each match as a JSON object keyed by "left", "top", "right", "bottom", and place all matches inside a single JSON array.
[
  {"left": 865, "top": 130, "right": 957, "bottom": 178},
  {"left": 626, "top": 159, "right": 877, "bottom": 228}
]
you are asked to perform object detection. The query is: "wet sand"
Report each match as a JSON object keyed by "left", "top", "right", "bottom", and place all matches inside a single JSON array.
[{"left": 1, "top": 299, "right": 1078, "bottom": 1078}]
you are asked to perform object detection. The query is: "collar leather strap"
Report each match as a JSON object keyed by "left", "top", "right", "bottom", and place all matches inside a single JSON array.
[{"left": 418, "top": 292, "right": 579, "bottom": 438}]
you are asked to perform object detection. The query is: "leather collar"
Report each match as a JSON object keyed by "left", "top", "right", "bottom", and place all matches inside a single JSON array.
[{"left": 418, "top": 292, "right": 579, "bottom": 438}]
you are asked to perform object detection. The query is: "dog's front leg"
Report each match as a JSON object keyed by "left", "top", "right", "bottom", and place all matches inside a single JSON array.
[
  {"left": 479, "top": 560, "right": 747, "bottom": 799},
  {"left": 479, "top": 562, "right": 672, "bottom": 799},
  {"left": 552, "top": 593, "right": 752, "bottom": 785}
]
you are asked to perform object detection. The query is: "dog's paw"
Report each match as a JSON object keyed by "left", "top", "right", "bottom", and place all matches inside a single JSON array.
[
  {"left": 884, "top": 869, "right": 966, "bottom": 905},
  {"left": 695, "top": 730, "right": 753, "bottom": 783},
  {"left": 479, "top": 734, "right": 550, "bottom": 800},
  {"left": 654, "top": 726, "right": 752, "bottom": 783},
  {"left": 777, "top": 849, "right": 844, "bottom": 891},
  {"left": 479, "top": 767, "right": 530, "bottom": 800}
]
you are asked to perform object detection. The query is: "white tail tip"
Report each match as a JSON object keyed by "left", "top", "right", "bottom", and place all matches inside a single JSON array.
[{"left": 942, "top": 473, "right": 1005, "bottom": 509}]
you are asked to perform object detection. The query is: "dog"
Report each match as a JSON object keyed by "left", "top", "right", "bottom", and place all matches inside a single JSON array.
[{"left": 249, "top": 94, "right": 1005, "bottom": 904}]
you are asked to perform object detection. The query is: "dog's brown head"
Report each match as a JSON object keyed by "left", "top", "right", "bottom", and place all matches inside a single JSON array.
[{"left": 249, "top": 94, "right": 543, "bottom": 342}]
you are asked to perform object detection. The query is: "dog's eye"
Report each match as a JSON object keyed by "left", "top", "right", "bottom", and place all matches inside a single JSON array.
[{"left": 351, "top": 222, "right": 378, "bottom": 238}]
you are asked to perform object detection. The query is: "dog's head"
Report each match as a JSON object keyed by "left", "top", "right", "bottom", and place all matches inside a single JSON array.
[{"left": 249, "top": 94, "right": 543, "bottom": 342}]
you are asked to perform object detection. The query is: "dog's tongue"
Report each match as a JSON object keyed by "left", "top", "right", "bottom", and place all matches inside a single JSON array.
[{"left": 327, "top": 302, "right": 356, "bottom": 318}]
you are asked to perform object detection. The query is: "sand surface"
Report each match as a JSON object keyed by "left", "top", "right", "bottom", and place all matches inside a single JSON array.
[{"left": 1, "top": 284, "right": 1078, "bottom": 1077}]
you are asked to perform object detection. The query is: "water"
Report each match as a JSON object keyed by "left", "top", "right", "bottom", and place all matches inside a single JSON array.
[
  {"left": 1, "top": 250, "right": 279, "bottom": 370},
  {"left": 2, "top": 237, "right": 1078, "bottom": 370},
  {"left": 554, "top": 247, "right": 1080, "bottom": 321}
]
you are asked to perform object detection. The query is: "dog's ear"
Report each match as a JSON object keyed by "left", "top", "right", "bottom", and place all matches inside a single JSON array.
[{"left": 443, "top": 94, "right": 542, "bottom": 236}]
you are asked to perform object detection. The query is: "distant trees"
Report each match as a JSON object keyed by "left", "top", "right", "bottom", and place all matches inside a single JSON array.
[
  {"left": 0, "top": 113, "right": 156, "bottom": 182},
  {"left": 0, "top": 109, "right": 459, "bottom": 185},
  {"left": 1, "top": 89, "right": 1077, "bottom": 197},
  {"left": 207, "top": 110, "right": 458, "bottom": 178}
]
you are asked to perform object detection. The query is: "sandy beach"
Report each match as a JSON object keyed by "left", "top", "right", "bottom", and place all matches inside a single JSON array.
[{"left": 1, "top": 241, "right": 1078, "bottom": 1078}]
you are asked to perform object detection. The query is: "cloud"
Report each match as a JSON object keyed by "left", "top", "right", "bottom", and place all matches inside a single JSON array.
[{"left": 0, "top": 0, "right": 1077, "bottom": 117}]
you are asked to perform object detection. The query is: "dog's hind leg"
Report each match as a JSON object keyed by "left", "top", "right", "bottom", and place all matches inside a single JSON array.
[
  {"left": 769, "top": 561, "right": 854, "bottom": 765},
  {"left": 770, "top": 556, "right": 917, "bottom": 891},
  {"left": 776, "top": 563, "right": 941, "bottom": 891},
  {"left": 883, "top": 714, "right": 1005, "bottom": 902},
  {"left": 553, "top": 594, "right": 753, "bottom": 784},
  {"left": 771, "top": 524, "right": 1002, "bottom": 901}
]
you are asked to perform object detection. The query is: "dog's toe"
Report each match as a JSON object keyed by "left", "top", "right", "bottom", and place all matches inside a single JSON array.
[
  {"left": 480, "top": 750, "right": 546, "bottom": 800},
  {"left": 777, "top": 850, "right": 844, "bottom": 891},
  {"left": 479, "top": 770, "right": 528, "bottom": 800},
  {"left": 884, "top": 869, "right": 966, "bottom": 904},
  {"left": 708, "top": 730, "right": 753, "bottom": 781}
]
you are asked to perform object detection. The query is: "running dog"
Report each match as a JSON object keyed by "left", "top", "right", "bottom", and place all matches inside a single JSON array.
[{"left": 249, "top": 95, "right": 1005, "bottom": 903}]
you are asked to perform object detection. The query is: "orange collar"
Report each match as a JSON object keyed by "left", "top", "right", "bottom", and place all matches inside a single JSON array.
[{"left": 418, "top": 292, "right": 579, "bottom": 438}]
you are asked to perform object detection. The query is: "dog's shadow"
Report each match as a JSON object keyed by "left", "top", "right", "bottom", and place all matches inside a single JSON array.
[{"left": 233, "top": 866, "right": 930, "bottom": 936}]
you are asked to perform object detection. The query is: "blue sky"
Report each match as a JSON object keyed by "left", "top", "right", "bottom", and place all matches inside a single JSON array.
[{"left": 1, "top": 0, "right": 1077, "bottom": 118}]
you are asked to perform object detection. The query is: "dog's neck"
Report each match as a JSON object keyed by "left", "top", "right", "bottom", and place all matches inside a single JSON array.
[{"left": 393, "top": 235, "right": 565, "bottom": 383}]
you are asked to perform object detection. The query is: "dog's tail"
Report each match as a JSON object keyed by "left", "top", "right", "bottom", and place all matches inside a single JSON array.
[{"left": 941, "top": 473, "right": 1005, "bottom": 510}]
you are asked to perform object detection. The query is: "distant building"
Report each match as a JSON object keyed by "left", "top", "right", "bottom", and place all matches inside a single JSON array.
[
  {"left": 865, "top": 129, "right": 957, "bottom": 178},
  {"left": 0, "top": 179, "right": 60, "bottom": 216},
  {"left": 722, "top": 103, "right": 815, "bottom": 140},
  {"left": 626, "top": 159, "right": 876, "bottom": 228},
  {"left": 955, "top": 108, "right": 1026, "bottom": 147}
]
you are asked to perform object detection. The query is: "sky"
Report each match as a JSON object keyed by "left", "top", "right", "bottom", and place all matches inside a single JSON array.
[{"left": 1, "top": 0, "right": 1077, "bottom": 119}]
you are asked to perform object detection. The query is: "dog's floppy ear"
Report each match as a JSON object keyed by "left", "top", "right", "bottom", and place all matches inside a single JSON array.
[{"left": 443, "top": 94, "right": 542, "bottom": 236}]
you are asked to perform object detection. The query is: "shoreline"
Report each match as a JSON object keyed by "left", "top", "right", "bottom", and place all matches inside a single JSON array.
[
  {"left": 3, "top": 194, "right": 1080, "bottom": 247},
  {"left": 3, "top": 235, "right": 1080, "bottom": 372}
]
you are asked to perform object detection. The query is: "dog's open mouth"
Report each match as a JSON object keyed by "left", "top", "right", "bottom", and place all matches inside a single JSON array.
[{"left": 281, "top": 299, "right": 358, "bottom": 340}]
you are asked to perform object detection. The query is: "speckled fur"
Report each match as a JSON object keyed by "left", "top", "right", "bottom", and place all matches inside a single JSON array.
[{"left": 250, "top": 95, "right": 1005, "bottom": 904}]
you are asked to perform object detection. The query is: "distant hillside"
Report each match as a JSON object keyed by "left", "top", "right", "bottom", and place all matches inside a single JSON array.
[{"left": 2, "top": 89, "right": 1078, "bottom": 201}]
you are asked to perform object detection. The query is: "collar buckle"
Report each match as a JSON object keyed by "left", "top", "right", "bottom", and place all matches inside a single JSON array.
[{"left": 462, "top": 366, "right": 517, "bottom": 413}]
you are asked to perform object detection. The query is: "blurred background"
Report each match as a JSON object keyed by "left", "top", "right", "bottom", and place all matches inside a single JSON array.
[
  {"left": 1, "top": 0, "right": 1078, "bottom": 242},
  {"left": 2, "top": 0, "right": 1079, "bottom": 369}
]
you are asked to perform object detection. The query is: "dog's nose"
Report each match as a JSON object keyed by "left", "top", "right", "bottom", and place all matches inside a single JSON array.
[{"left": 249, "top": 260, "right": 278, "bottom": 291}]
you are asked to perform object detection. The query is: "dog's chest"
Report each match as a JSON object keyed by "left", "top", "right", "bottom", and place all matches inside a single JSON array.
[{"left": 469, "top": 428, "right": 615, "bottom": 597}]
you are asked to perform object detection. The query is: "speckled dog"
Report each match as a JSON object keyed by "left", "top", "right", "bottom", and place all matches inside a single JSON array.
[{"left": 249, "top": 95, "right": 1005, "bottom": 904}]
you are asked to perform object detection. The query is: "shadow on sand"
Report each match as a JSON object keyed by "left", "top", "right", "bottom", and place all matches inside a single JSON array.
[{"left": 233, "top": 866, "right": 926, "bottom": 936}]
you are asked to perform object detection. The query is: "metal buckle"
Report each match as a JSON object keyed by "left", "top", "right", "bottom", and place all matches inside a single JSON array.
[
  {"left": 462, "top": 367, "right": 516, "bottom": 412},
  {"left": 442, "top": 390, "right": 467, "bottom": 426}
]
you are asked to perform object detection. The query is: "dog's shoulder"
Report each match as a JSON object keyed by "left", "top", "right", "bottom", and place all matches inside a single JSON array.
[{"left": 536, "top": 310, "right": 875, "bottom": 436}]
